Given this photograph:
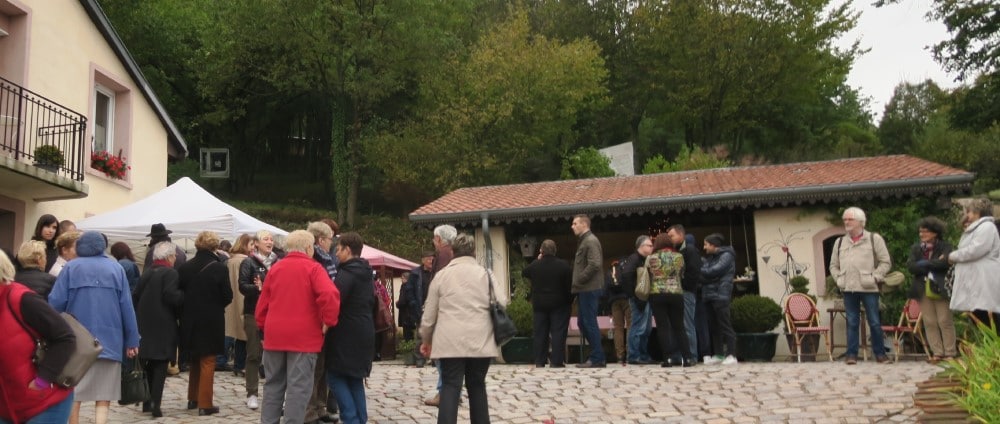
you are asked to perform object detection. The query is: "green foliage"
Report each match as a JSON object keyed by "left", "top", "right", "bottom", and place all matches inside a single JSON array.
[
  {"left": 731, "top": 295, "right": 783, "bottom": 333},
  {"left": 913, "top": 112, "right": 1000, "bottom": 193},
  {"left": 560, "top": 147, "right": 615, "bottom": 179},
  {"left": 507, "top": 257, "right": 533, "bottom": 337},
  {"left": 396, "top": 338, "right": 416, "bottom": 355},
  {"left": 33, "top": 145, "right": 64, "bottom": 166},
  {"left": 942, "top": 320, "right": 1000, "bottom": 423},
  {"left": 642, "top": 145, "right": 731, "bottom": 174},
  {"left": 878, "top": 80, "right": 948, "bottom": 154},
  {"left": 789, "top": 275, "right": 810, "bottom": 295}
]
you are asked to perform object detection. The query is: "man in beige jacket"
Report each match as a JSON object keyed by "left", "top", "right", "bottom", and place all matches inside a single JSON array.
[{"left": 829, "top": 206, "right": 892, "bottom": 364}]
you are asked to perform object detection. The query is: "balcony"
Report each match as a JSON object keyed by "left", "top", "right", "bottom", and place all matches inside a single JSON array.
[{"left": 0, "top": 76, "right": 88, "bottom": 200}]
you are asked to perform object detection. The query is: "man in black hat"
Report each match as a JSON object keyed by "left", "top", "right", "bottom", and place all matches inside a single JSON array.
[{"left": 144, "top": 223, "right": 188, "bottom": 270}]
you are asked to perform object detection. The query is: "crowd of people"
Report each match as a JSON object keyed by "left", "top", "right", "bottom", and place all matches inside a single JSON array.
[{"left": 2, "top": 199, "right": 999, "bottom": 424}]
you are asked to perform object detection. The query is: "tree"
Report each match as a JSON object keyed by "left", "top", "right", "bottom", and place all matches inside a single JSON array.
[
  {"left": 560, "top": 147, "right": 615, "bottom": 179},
  {"left": 878, "top": 80, "right": 948, "bottom": 153},
  {"left": 367, "top": 8, "right": 608, "bottom": 197}
]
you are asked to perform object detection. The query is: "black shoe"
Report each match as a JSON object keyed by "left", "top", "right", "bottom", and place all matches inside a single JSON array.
[
  {"left": 215, "top": 364, "right": 232, "bottom": 372},
  {"left": 304, "top": 420, "right": 320, "bottom": 424},
  {"left": 629, "top": 359, "right": 655, "bottom": 365},
  {"left": 319, "top": 415, "right": 337, "bottom": 423},
  {"left": 198, "top": 407, "right": 220, "bottom": 416},
  {"left": 142, "top": 401, "right": 151, "bottom": 412},
  {"left": 151, "top": 408, "right": 163, "bottom": 418},
  {"left": 682, "top": 358, "right": 696, "bottom": 367},
  {"left": 575, "top": 360, "right": 606, "bottom": 368},
  {"left": 234, "top": 369, "right": 246, "bottom": 377},
  {"left": 550, "top": 364, "right": 566, "bottom": 368},
  {"left": 187, "top": 400, "right": 198, "bottom": 410}
]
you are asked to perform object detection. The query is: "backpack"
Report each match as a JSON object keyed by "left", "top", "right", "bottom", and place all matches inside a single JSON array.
[{"left": 610, "top": 255, "right": 630, "bottom": 286}]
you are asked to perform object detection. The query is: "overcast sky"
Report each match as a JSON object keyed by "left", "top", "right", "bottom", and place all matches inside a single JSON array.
[{"left": 835, "top": 0, "right": 959, "bottom": 121}]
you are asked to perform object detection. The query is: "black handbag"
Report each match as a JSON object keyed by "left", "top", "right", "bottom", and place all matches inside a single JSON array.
[
  {"left": 487, "top": 272, "right": 516, "bottom": 346},
  {"left": 942, "top": 265, "right": 956, "bottom": 299},
  {"left": 120, "top": 357, "right": 150, "bottom": 405}
]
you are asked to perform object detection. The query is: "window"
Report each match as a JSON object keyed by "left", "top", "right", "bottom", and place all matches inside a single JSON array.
[{"left": 93, "top": 85, "right": 115, "bottom": 153}]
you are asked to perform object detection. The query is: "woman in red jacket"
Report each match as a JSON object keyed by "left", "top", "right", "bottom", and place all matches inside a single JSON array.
[{"left": 0, "top": 249, "right": 76, "bottom": 424}]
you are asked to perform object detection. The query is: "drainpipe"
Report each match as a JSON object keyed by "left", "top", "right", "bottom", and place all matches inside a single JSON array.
[{"left": 481, "top": 214, "right": 493, "bottom": 270}]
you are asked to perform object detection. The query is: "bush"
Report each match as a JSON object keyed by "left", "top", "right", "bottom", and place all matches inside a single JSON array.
[
  {"left": 396, "top": 338, "right": 416, "bottom": 355},
  {"left": 33, "top": 145, "right": 64, "bottom": 166},
  {"left": 731, "top": 295, "right": 782, "bottom": 333},
  {"left": 507, "top": 257, "right": 533, "bottom": 337},
  {"left": 943, "top": 320, "right": 1000, "bottom": 423}
]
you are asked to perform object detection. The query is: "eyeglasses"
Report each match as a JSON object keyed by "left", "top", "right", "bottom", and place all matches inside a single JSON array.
[{"left": 641, "top": 243, "right": 653, "bottom": 248}]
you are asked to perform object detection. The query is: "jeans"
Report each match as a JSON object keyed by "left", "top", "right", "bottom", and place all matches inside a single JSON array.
[
  {"left": 696, "top": 296, "right": 712, "bottom": 357},
  {"left": 438, "top": 358, "right": 491, "bottom": 424},
  {"left": 682, "top": 291, "right": 698, "bottom": 360},
  {"left": 326, "top": 372, "right": 367, "bottom": 424},
  {"left": 626, "top": 298, "right": 652, "bottom": 362},
  {"left": 532, "top": 304, "right": 571, "bottom": 366},
  {"left": 843, "top": 292, "right": 886, "bottom": 357},
  {"left": 218, "top": 336, "right": 233, "bottom": 368},
  {"left": 576, "top": 289, "right": 606, "bottom": 364},
  {"left": 0, "top": 391, "right": 74, "bottom": 424}
]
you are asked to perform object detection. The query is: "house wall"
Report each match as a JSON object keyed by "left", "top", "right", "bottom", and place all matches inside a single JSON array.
[
  {"left": 17, "top": 0, "right": 170, "bottom": 238},
  {"left": 753, "top": 207, "right": 845, "bottom": 357}
]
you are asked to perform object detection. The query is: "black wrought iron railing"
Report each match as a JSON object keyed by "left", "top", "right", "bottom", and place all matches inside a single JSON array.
[{"left": 0, "top": 76, "right": 88, "bottom": 181}]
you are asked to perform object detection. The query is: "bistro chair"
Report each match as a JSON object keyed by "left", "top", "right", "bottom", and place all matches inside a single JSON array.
[
  {"left": 784, "top": 293, "right": 833, "bottom": 362},
  {"left": 881, "top": 299, "right": 930, "bottom": 362}
]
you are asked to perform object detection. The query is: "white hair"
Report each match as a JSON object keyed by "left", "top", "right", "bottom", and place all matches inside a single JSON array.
[
  {"left": 433, "top": 225, "right": 458, "bottom": 245},
  {"left": 844, "top": 207, "right": 867, "bottom": 226},
  {"left": 284, "top": 230, "right": 315, "bottom": 253},
  {"left": 153, "top": 241, "right": 177, "bottom": 260}
]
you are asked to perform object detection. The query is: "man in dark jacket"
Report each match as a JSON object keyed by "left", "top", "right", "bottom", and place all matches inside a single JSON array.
[
  {"left": 572, "top": 215, "right": 606, "bottom": 368},
  {"left": 666, "top": 225, "right": 702, "bottom": 365},
  {"left": 622, "top": 235, "right": 655, "bottom": 364},
  {"left": 401, "top": 251, "right": 434, "bottom": 367},
  {"left": 522, "top": 239, "right": 573, "bottom": 368},
  {"left": 700, "top": 233, "right": 738, "bottom": 365}
]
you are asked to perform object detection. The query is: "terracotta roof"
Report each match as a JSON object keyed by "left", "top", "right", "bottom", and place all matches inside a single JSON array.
[{"left": 409, "top": 155, "right": 973, "bottom": 226}]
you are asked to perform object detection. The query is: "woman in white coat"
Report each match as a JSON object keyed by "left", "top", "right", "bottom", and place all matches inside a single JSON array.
[
  {"left": 419, "top": 233, "right": 498, "bottom": 424},
  {"left": 948, "top": 197, "right": 1000, "bottom": 334}
]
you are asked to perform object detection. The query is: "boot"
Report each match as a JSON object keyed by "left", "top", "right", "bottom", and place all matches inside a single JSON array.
[
  {"left": 142, "top": 401, "right": 151, "bottom": 412},
  {"left": 151, "top": 401, "right": 162, "bottom": 418}
]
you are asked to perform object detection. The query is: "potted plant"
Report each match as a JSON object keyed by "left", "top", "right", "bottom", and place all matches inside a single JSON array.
[
  {"left": 500, "top": 260, "right": 534, "bottom": 363},
  {"left": 785, "top": 275, "right": 820, "bottom": 361},
  {"left": 33, "top": 145, "right": 64, "bottom": 172},
  {"left": 731, "top": 294, "right": 783, "bottom": 362},
  {"left": 397, "top": 338, "right": 417, "bottom": 366}
]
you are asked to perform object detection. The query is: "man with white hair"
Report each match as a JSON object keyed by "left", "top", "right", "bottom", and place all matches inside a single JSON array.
[
  {"left": 256, "top": 230, "right": 341, "bottom": 424},
  {"left": 829, "top": 206, "right": 892, "bottom": 364}
]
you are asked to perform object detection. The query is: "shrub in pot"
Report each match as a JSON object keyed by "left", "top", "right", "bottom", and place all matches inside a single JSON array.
[
  {"left": 33, "top": 145, "right": 64, "bottom": 170},
  {"left": 731, "top": 295, "right": 782, "bottom": 362},
  {"left": 397, "top": 338, "right": 417, "bottom": 365},
  {"left": 501, "top": 271, "right": 534, "bottom": 363}
]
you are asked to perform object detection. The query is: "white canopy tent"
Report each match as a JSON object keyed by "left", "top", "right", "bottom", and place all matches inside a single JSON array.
[{"left": 77, "top": 177, "right": 418, "bottom": 271}]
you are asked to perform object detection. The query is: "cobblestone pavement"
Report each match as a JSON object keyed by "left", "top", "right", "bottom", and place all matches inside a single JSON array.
[{"left": 78, "top": 360, "right": 940, "bottom": 423}]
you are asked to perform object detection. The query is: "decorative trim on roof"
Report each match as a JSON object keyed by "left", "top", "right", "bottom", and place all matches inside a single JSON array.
[
  {"left": 79, "top": 0, "right": 188, "bottom": 158},
  {"left": 409, "top": 156, "right": 974, "bottom": 227}
]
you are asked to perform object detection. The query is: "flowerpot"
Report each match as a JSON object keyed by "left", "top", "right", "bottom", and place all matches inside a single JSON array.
[
  {"left": 401, "top": 353, "right": 416, "bottom": 366},
  {"left": 34, "top": 162, "right": 59, "bottom": 173},
  {"left": 785, "top": 333, "right": 820, "bottom": 362},
  {"left": 500, "top": 336, "right": 533, "bottom": 364},
  {"left": 735, "top": 332, "right": 778, "bottom": 362}
]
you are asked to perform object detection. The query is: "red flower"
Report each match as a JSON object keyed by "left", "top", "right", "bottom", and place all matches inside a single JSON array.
[{"left": 90, "top": 149, "right": 130, "bottom": 180}]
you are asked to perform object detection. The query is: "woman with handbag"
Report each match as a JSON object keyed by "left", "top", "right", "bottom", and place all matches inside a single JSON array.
[
  {"left": 645, "top": 233, "right": 690, "bottom": 368},
  {"left": 133, "top": 242, "right": 185, "bottom": 417},
  {"left": 48, "top": 231, "right": 140, "bottom": 424},
  {"left": 906, "top": 217, "right": 956, "bottom": 362},
  {"left": 419, "top": 233, "right": 499, "bottom": 424},
  {"left": 0, "top": 249, "right": 76, "bottom": 424},
  {"left": 948, "top": 198, "right": 1000, "bottom": 335}
]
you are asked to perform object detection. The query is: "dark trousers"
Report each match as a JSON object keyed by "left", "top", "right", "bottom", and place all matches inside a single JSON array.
[
  {"left": 438, "top": 357, "right": 491, "bottom": 424},
  {"left": 402, "top": 326, "right": 415, "bottom": 341},
  {"left": 649, "top": 294, "right": 688, "bottom": 362},
  {"left": 142, "top": 359, "right": 169, "bottom": 404},
  {"left": 532, "top": 304, "right": 571, "bottom": 366},
  {"left": 705, "top": 299, "right": 736, "bottom": 357},
  {"left": 696, "top": 296, "right": 712, "bottom": 357}
]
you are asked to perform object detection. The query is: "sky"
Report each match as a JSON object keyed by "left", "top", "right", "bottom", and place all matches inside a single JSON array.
[{"left": 835, "top": 0, "right": 959, "bottom": 121}]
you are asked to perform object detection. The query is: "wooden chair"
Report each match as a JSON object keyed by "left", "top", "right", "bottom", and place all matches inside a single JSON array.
[
  {"left": 784, "top": 293, "right": 833, "bottom": 362},
  {"left": 881, "top": 299, "right": 930, "bottom": 362}
]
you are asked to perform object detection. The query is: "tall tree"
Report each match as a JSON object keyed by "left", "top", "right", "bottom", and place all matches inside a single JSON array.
[{"left": 878, "top": 80, "right": 948, "bottom": 154}]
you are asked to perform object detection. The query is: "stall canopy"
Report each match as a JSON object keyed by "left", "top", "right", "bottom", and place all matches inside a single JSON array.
[{"left": 76, "top": 177, "right": 418, "bottom": 271}]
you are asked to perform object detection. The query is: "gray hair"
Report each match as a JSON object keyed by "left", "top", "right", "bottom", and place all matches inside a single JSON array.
[
  {"left": 635, "top": 235, "right": 651, "bottom": 249},
  {"left": 451, "top": 233, "right": 475, "bottom": 257},
  {"left": 0, "top": 249, "right": 14, "bottom": 283},
  {"left": 306, "top": 221, "right": 333, "bottom": 240},
  {"left": 433, "top": 225, "right": 458, "bottom": 246},
  {"left": 964, "top": 197, "right": 994, "bottom": 218},
  {"left": 284, "top": 230, "right": 315, "bottom": 253},
  {"left": 152, "top": 241, "right": 178, "bottom": 260},
  {"left": 844, "top": 206, "right": 867, "bottom": 226}
]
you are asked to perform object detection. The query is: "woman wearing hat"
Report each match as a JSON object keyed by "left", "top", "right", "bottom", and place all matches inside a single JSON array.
[{"left": 143, "top": 223, "right": 187, "bottom": 270}]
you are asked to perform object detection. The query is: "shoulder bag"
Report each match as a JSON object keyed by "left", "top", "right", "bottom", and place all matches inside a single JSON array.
[
  {"left": 119, "top": 357, "right": 149, "bottom": 404},
  {"left": 635, "top": 265, "right": 651, "bottom": 301},
  {"left": 487, "top": 271, "right": 516, "bottom": 346},
  {"left": 6, "top": 291, "right": 104, "bottom": 388}
]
